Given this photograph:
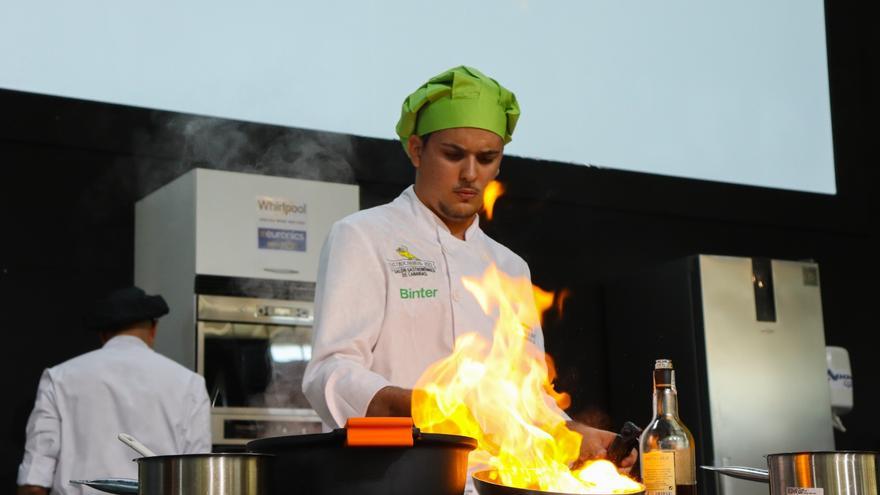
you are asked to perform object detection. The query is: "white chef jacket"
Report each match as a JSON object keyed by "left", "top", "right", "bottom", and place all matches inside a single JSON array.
[
  {"left": 17, "top": 335, "right": 211, "bottom": 495},
  {"left": 303, "top": 185, "right": 545, "bottom": 428}
]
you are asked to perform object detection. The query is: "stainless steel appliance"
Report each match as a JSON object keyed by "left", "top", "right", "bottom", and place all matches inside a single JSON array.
[
  {"left": 605, "top": 255, "right": 835, "bottom": 495},
  {"left": 134, "top": 168, "right": 359, "bottom": 447},
  {"left": 196, "top": 288, "right": 323, "bottom": 444}
]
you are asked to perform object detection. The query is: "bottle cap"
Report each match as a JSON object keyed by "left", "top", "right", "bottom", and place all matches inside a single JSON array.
[{"left": 655, "top": 359, "right": 673, "bottom": 369}]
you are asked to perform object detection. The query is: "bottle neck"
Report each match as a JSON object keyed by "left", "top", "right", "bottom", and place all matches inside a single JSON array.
[
  {"left": 653, "top": 368, "right": 680, "bottom": 418},
  {"left": 654, "top": 386, "right": 680, "bottom": 418}
]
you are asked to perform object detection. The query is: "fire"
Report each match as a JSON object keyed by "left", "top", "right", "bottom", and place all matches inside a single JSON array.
[
  {"left": 532, "top": 285, "right": 555, "bottom": 318},
  {"left": 412, "top": 265, "right": 642, "bottom": 494},
  {"left": 533, "top": 286, "right": 572, "bottom": 321},
  {"left": 555, "top": 288, "right": 572, "bottom": 318},
  {"left": 483, "top": 180, "right": 505, "bottom": 220}
]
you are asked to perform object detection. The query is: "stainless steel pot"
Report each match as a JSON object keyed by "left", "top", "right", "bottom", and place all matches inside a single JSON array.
[
  {"left": 73, "top": 453, "right": 270, "bottom": 495},
  {"left": 703, "top": 451, "right": 879, "bottom": 495}
]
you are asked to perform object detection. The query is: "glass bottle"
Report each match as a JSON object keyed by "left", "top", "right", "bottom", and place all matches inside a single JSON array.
[{"left": 639, "top": 359, "right": 696, "bottom": 495}]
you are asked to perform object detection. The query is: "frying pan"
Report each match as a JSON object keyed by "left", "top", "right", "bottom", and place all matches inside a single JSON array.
[
  {"left": 472, "top": 470, "right": 646, "bottom": 495},
  {"left": 472, "top": 421, "right": 645, "bottom": 495}
]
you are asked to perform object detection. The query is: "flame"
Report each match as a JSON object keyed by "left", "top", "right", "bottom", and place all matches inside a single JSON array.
[
  {"left": 413, "top": 265, "right": 642, "bottom": 494},
  {"left": 483, "top": 180, "right": 505, "bottom": 220},
  {"left": 534, "top": 286, "right": 572, "bottom": 322},
  {"left": 555, "top": 288, "right": 572, "bottom": 318},
  {"left": 532, "top": 285, "right": 555, "bottom": 321}
]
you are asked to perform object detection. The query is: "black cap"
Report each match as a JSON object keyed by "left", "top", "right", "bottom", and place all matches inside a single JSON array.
[{"left": 86, "top": 286, "right": 170, "bottom": 332}]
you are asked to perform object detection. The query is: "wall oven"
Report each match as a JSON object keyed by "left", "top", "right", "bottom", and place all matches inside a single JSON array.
[{"left": 196, "top": 284, "right": 322, "bottom": 445}]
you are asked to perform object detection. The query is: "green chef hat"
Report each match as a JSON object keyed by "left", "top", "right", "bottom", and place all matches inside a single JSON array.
[{"left": 396, "top": 66, "right": 520, "bottom": 154}]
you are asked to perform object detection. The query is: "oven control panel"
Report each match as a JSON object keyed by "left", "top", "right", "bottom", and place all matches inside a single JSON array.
[
  {"left": 198, "top": 294, "right": 315, "bottom": 326},
  {"left": 212, "top": 407, "right": 323, "bottom": 446}
]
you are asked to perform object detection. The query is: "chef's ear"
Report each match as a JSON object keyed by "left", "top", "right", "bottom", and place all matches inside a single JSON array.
[
  {"left": 407, "top": 135, "right": 424, "bottom": 169},
  {"left": 142, "top": 320, "right": 157, "bottom": 347}
]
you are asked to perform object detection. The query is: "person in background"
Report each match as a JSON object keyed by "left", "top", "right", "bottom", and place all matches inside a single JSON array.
[
  {"left": 302, "top": 66, "right": 636, "bottom": 468},
  {"left": 17, "top": 287, "right": 211, "bottom": 495}
]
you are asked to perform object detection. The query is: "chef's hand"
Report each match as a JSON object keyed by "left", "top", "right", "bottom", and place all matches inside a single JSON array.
[
  {"left": 567, "top": 421, "right": 638, "bottom": 472},
  {"left": 366, "top": 386, "right": 413, "bottom": 417}
]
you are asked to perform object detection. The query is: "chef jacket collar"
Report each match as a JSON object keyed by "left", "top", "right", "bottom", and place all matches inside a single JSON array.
[
  {"left": 102, "top": 334, "right": 150, "bottom": 350},
  {"left": 402, "top": 186, "right": 481, "bottom": 242}
]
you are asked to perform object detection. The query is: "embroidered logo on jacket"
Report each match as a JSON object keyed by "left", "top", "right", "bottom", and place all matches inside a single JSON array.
[
  {"left": 396, "top": 246, "right": 419, "bottom": 260},
  {"left": 387, "top": 245, "right": 436, "bottom": 278},
  {"left": 400, "top": 288, "right": 438, "bottom": 299}
]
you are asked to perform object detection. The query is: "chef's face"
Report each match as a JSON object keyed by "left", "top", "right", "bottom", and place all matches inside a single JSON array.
[{"left": 408, "top": 127, "right": 503, "bottom": 235}]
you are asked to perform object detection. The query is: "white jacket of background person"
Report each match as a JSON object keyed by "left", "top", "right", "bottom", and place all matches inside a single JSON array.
[
  {"left": 17, "top": 335, "right": 211, "bottom": 495},
  {"left": 303, "top": 185, "right": 545, "bottom": 428}
]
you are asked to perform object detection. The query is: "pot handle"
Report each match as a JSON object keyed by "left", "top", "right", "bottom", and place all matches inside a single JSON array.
[
  {"left": 701, "top": 465, "right": 770, "bottom": 483},
  {"left": 70, "top": 479, "right": 139, "bottom": 494},
  {"left": 345, "top": 417, "right": 416, "bottom": 447}
]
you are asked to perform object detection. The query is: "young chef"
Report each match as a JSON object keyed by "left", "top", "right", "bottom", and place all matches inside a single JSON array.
[
  {"left": 303, "top": 66, "right": 635, "bottom": 466},
  {"left": 17, "top": 287, "right": 211, "bottom": 495}
]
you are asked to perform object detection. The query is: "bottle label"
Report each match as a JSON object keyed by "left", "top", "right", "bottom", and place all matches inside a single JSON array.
[
  {"left": 674, "top": 448, "right": 695, "bottom": 482},
  {"left": 643, "top": 451, "right": 676, "bottom": 495}
]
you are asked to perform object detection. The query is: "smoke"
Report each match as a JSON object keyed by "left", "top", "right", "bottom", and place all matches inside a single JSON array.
[
  {"left": 223, "top": 277, "right": 316, "bottom": 302},
  {"left": 67, "top": 108, "right": 360, "bottom": 291},
  {"left": 257, "top": 130, "right": 355, "bottom": 183},
  {"left": 132, "top": 113, "right": 357, "bottom": 199}
]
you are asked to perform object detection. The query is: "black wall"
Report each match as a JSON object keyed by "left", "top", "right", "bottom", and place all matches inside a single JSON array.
[{"left": 2, "top": 2, "right": 876, "bottom": 491}]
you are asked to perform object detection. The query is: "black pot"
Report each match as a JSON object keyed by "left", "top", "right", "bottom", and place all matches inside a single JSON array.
[{"left": 247, "top": 418, "right": 477, "bottom": 495}]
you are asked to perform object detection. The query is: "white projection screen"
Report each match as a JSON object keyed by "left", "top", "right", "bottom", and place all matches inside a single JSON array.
[{"left": 0, "top": 0, "right": 836, "bottom": 194}]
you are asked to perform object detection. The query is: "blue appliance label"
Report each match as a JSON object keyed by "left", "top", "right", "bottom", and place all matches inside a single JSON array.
[{"left": 258, "top": 228, "right": 306, "bottom": 252}]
